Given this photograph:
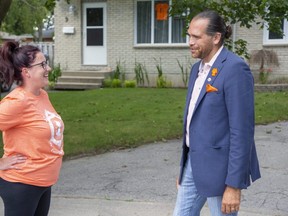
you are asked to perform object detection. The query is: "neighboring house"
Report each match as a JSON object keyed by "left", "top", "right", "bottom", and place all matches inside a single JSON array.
[
  {"left": 54, "top": 0, "right": 287, "bottom": 89},
  {"left": 34, "top": 28, "right": 55, "bottom": 42},
  {"left": 0, "top": 31, "right": 33, "bottom": 43},
  {"left": 236, "top": 21, "right": 288, "bottom": 82},
  {"left": 0, "top": 29, "right": 54, "bottom": 43},
  {"left": 0, "top": 31, "right": 55, "bottom": 72}
]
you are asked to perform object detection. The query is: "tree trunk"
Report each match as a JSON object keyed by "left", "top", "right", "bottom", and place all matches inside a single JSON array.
[
  {"left": 37, "top": 23, "right": 43, "bottom": 42},
  {"left": 0, "top": 0, "right": 12, "bottom": 27}
]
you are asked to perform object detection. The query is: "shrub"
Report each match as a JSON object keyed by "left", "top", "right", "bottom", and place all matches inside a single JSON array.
[
  {"left": 48, "top": 64, "right": 61, "bottom": 89},
  {"left": 249, "top": 49, "right": 279, "bottom": 84},
  {"left": 124, "top": 80, "right": 136, "bottom": 88},
  {"left": 111, "top": 79, "right": 122, "bottom": 88},
  {"left": 102, "top": 78, "right": 112, "bottom": 87},
  {"left": 156, "top": 76, "right": 172, "bottom": 88},
  {"left": 154, "top": 57, "right": 163, "bottom": 78},
  {"left": 113, "top": 60, "right": 126, "bottom": 81},
  {"left": 177, "top": 58, "right": 190, "bottom": 88},
  {"left": 49, "top": 64, "right": 61, "bottom": 83},
  {"left": 134, "top": 61, "right": 150, "bottom": 86}
]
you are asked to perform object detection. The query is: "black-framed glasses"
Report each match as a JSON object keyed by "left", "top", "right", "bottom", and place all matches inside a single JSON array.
[{"left": 28, "top": 60, "right": 48, "bottom": 70}]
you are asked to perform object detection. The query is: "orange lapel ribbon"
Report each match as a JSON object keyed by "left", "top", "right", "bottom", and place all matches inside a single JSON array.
[
  {"left": 206, "top": 84, "right": 218, "bottom": 93},
  {"left": 211, "top": 68, "right": 218, "bottom": 76}
]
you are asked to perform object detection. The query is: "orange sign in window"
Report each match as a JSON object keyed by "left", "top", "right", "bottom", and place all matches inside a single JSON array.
[{"left": 155, "top": 3, "right": 169, "bottom": 21}]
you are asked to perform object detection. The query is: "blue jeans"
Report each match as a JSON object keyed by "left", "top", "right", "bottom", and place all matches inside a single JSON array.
[{"left": 173, "top": 155, "right": 238, "bottom": 216}]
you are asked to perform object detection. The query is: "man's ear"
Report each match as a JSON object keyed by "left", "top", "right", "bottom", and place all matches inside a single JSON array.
[{"left": 213, "top": 32, "right": 222, "bottom": 45}]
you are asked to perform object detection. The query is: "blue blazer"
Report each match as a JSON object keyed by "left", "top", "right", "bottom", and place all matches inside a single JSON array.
[{"left": 179, "top": 47, "right": 261, "bottom": 197}]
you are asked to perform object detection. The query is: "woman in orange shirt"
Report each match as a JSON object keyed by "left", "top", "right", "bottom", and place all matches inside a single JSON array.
[{"left": 0, "top": 41, "right": 64, "bottom": 216}]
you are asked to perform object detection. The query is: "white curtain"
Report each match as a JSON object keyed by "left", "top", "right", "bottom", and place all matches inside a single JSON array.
[
  {"left": 137, "top": 0, "right": 187, "bottom": 44},
  {"left": 137, "top": 1, "right": 151, "bottom": 43}
]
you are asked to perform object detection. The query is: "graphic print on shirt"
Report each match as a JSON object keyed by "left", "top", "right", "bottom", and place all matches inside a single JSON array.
[{"left": 45, "top": 110, "right": 64, "bottom": 155}]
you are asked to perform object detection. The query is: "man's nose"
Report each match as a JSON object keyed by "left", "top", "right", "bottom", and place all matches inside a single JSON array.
[{"left": 189, "top": 37, "right": 195, "bottom": 45}]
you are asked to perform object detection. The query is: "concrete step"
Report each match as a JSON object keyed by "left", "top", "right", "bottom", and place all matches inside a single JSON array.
[
  {"left": 57, "top": 76, "right": 104, "bottom": 84},
  {"left": 61, "top": 71, "right": 111, "bottom": 77},
  {"left": 55, "top": 82, "right": 102, "bottom": 90},
  {"left": 54, "top": 69, "right": 112, "bottom": 90}
]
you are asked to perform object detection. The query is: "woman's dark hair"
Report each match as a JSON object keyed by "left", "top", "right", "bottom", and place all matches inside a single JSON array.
[
  {"left": 194, "top": 10, "right": 232, "bottom": 45},
  {"left": 0, "top": 41, "right": 40, "bottom": 86}
]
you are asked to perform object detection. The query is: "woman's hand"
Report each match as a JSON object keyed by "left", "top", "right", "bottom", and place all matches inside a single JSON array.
[{"left": 0, "top": 154, "right": 27, "bottom": 170}]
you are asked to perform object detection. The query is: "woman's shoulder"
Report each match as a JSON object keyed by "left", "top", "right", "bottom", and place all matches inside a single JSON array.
[{"left": 1, "top": 87, "right": 26, "bottom": 102}]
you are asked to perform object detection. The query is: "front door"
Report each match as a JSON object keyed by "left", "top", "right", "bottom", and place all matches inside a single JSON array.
[{"left": 83, "top": 3, "right": 107, "bottom": 65}]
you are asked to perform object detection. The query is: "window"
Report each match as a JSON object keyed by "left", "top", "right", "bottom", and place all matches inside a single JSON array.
[
  {"left": 86, "top": 8, "right": 104, "bottom": 46},
  {"left": 263, "top": 19, "right": 288, "bottom": 45},
  {"left": 135, "top": 0, "right": 187, "bottom": 45}
]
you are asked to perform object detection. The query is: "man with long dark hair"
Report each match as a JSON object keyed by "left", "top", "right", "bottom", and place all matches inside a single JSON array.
[{"left": 173, "top": 10, "right": 261, "bottom": 216}]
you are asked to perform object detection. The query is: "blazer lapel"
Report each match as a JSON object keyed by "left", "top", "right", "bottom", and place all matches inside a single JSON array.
[
  {"left": 183, "top": 61, "right": 201, "bottom": 125},
  {"left": 193, "top": 48, "right": 229, "bottom": 113}
]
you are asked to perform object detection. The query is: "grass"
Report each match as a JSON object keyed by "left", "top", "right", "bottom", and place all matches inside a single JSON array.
[
  {"left": 1, "top": 88, "right": 288, "bottom": 159},
  {"left": 255, "top": 91, "right": 288, "bottom": 123},
  {"left": 49, "top": 88, "right": 186, "bottom": 159}
]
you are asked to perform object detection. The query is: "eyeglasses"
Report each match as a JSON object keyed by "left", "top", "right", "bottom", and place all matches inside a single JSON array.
[{"left": 28, "top": 60, "right": 48, "bottom": 71}]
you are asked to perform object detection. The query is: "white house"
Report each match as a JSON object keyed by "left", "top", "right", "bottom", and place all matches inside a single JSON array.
[{"left": 53, "top": 0, "right": 288, "bottom": 89}]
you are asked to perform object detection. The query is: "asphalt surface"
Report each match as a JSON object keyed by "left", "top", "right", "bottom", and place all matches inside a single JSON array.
[{"left": 1, "top": 121, "right": 288, "bottom": 216}]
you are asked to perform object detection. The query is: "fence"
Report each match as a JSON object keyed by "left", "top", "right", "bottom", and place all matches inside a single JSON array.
[{"left": 21, "top": 42, "right": 55, "bottom": 67}]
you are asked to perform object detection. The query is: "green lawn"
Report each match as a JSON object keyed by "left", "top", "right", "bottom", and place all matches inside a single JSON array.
[
  {"left": 1, "top": 88, "right": 288, "bottom": 159},
  {"left": 255, "top": 91, "right": 288, "bottom": 123}
]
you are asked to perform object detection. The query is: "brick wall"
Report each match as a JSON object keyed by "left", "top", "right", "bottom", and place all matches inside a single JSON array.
[
  {"left": 235, "top": 22, "right": 288, "bottom": 82},
  {"left": 254, "top": 84, "right": 288, "bottom": 92},
  {"left": 54, "top": 0, "right": 195, "bottom": 87},
  {"left": 54, "top": 1, "right": 288, "bottom": 87},
  {"left": 54, "top": 0, "right": 82, "bottom": 71},
  {"left": 107, "top": 0, "right": 194, "bottom": 87}
]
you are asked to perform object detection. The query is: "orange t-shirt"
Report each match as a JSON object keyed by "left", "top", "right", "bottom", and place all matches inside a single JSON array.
[{"left": 0, "top": 87, "right": 64, "bottom": 187}]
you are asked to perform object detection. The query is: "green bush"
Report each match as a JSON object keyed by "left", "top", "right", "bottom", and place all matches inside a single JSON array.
[
  {"left": 124, "top": 80, "right": 136, "bottom": 88},
  {"left": 156, "top": 76, "right": 172, "bottom": 88},
  {"left": 113, "top": 60, "right": 126, "bottom": 81},
  {"left": 102, "top": 78, "right": 112, "bottom": 87},
  {"left": 48, "top": 64, "right": 61, "bottom": 89},
  {"left": 111, "top": 79, "right": 122, "bottom": 88},
  {"left": 49, "top": 64, "right": 61, "bottom": 83}
]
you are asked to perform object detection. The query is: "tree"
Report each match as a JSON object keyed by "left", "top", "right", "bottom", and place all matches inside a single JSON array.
[
  {"left": 170, "top": 0, "right": 288, "bottom": 58},
  {"left": 0, "top": 0, "right": 12, "bottom": 27},
  {"left": 249, "top": 49, "right": 279, "bottom": 84},
  {"left": 0, "top": 0, "right": 50, "bottom": 40},
  {"left": 0, "top": 0, "right": 70, "bottom": 41}
]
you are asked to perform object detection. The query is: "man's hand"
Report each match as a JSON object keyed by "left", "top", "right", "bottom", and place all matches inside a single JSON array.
[
  {"left": 0, "top": 154, "right": 27, "bottom": 170},
  {"left": 221, "top": 186, "right": 241, "bottom": 214}
]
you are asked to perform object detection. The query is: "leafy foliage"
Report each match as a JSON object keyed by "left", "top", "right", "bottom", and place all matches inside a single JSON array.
[
  {"left": 45, "top": 0, "right": 71, "bottom": 11},
  {"left": 0, "top": 0, "right": 71, "bottom": 38},
  {"left": 0, "top": 0, "right": 49, "bottom": 36},
  {"left": 134, "top": 61, "right": 149, "bottom": 86},
  {"left": 249, "top": 49, "right": 279, "bottom": 84},
  {"left": 0, "top": 0, "right": 12, "bottom": 27},
  {"left": 49, "top": 64, "right": 62, "bottom": 83},
  {"left": 170, "top": 0, "right": 288, "bottom": 58},
  {"left": 177, "top": 58, "right": 190, "bottom": 88}
]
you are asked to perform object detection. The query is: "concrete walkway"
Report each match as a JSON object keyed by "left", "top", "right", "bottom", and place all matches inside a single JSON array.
[{"left": 1, "top": 122, "right": 288, "bottom": 216}]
